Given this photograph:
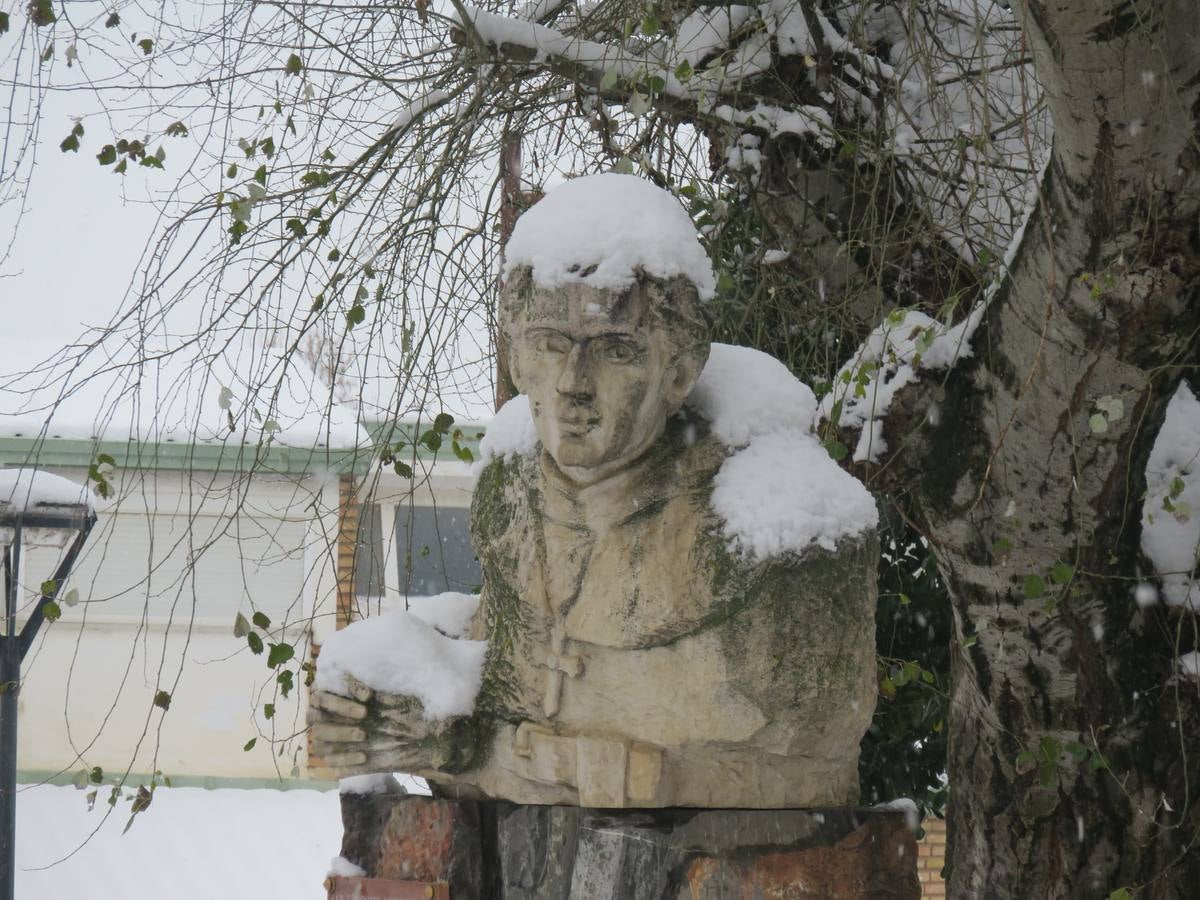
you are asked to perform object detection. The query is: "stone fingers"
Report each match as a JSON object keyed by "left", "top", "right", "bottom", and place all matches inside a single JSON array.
[
  {"left": 341, "top": 674, "right": 375, "bottom": 704},
  {"left": 311, "top": 722, "right": 367, "bottom": 744},
  {"left": 311, "top": 690, "right": 368, "bottom": 722}
]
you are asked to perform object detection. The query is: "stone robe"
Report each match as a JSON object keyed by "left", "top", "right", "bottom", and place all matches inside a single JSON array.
[{"left": 429, "top": 411, "right": 877, "bottom": 809}]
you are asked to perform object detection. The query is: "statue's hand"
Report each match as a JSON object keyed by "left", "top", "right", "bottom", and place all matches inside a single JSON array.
[{"left": 308, "top": 674, "right": 478, "bottom": 776}]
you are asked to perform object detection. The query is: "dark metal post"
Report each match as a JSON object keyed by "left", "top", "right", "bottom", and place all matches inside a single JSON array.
[
  {"left": 0, "top": 510, "right": 94, "bottom": 900},
  {"left": 0, "top": 532, "right": 21, "bottom": 900}
]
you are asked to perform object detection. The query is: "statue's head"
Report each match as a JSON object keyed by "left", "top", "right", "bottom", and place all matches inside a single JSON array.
[
  {"left": 499, "top": 173, "right": 714, "bottom": 485},
  {"left": 501, "top": 269, "right": 709, "bottom": 485}
]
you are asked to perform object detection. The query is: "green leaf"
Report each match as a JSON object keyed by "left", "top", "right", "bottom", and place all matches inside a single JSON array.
[
  {"left": 247, "top": 632, "right": 264, "bottom": 655},
  {"left": 433, "top": 412, "right": 455, "bottom": 433},
  {"left": 243, "top": 738, "right": 257, "bottom": 752},
  {"left": 285, "top": 53, "right": 303, "bottom": 76},
  {"left": 261, "top": 136, "right": 275, "bottom": 158},
  {"left": 104, "top": 12, "right": 119, "bottom": 28},
  {"left": 1096, "top": 395, "right": 1124, "bottom": 422},
  {"left": 0, "top": 12, "right": 9, "bottom": 34},
  {"left": 1107, "top": 889, "right": 1134, "bottom": 900},
  {"left": 30, "top": 0, "right": 55, "bottom": 27},
  {"left": 824, "top": 440, "right": 849, "bottom": 462},
  {"left": 90, "top": 766, "right": 104, "bottom": 784},
  {"left": 646, "top": 75, "right": 666, "bottom": 94},
  {"left": 346, "top": 304, "right": 365, "bottom": 328},
  {"left": 393, "top": 461, "right": 413, "bottom": 479},
  {"left": 226, "top": 163, "right": 238, "bottom": 178},
  {"left": 641, "top": 14, "right": 660, "bottom": 35},
  {"left": 40, "top": 578, "right": 58, "bottom": 596},
  {"left": 420, "top": 430, "right": 442, "bottom": 453},
  {"left": 233, "top": 612, "right": 251, "bottom": 638},
  {"left": 137, "top": 38, "right": 153, "bottom": 55},
  {"left": 453, "top": 442, "right": 474, "bottom": 464},
  {"left": 1023, "top": 574, "right": 1045, "bottom": 599},
  {"left": 1169, "top": 476, "right": 1185, "bottom": 499},
  {"left": 43, "top": 601, "right": 62, "bottom": 623},
  {"left": 1015, "top": 750, "right": 1037, "bottom": 774},
  {"left": 165, "top": 121, "right": 188, "bottom": 138},
  {"left": 60, "top": 132, "right": 81, "bottom": 153},
  {"left": 252, "top": 611, "right": 271, "bottom": 630},
  {"left": 1051, "top": 562, "right": 1074, "bottom": 585},
  {"left": 153, "top": 690, "right": 171, "bottom": 710},
  {"left": 674, "top": 59, "right": 693, "bottom": 82},
  {"left": 277, "top": 670, "right": 294, "bottom": 699},
  {"left": 1088, "top": 412, "right": 1108, "bottom": 434},
  {"left": 267, "top": 642, "right": 294, "bottom": 668},
  {"left": 263, "top": 703, "right": 275, "bottom": 720},
  {"left": 1038, "top": 757, "right": 1057, "bottom": 787},
  {"left": 992, "top": 537, "right": 1013, "bottom": 555},
  {"left": 286, "top": 218, "right": 307, "bottom": 239}
]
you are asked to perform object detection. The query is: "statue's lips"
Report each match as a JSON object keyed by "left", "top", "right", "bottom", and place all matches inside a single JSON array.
[{"left": 557, "top": 415, "right": 599, "bottom": 437}]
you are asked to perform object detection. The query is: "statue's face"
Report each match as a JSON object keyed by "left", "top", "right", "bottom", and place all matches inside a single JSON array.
[{"left": 513, "top": 281, "right": 688, "bottom": 485}]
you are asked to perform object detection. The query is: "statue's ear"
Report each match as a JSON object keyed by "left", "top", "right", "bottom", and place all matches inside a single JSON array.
[
  {"left": 664, "top": 346, "right": 706, "bottom": 410},
  {"left": 503, "top": 333, "right": 524, "bottom": 395}
]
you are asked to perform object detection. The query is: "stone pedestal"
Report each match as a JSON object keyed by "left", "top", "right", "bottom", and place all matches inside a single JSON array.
[{"left": 336, "top": 794, "right": 920, "bottom": 900}]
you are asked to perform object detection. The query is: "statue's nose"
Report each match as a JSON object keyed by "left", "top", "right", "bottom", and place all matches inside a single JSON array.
[{"left": 556, "top": 343, "right": 594, "bottom": 399}]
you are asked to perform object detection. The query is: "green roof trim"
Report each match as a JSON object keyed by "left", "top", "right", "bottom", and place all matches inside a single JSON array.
[
  {"left": 0, "top": 418, "right": 490, "bottom": 475},
  {"left": 0, "top": 435, "right": 365, "bottom": 475}
]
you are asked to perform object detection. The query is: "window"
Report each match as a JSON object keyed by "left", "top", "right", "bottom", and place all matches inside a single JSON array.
[{"left": 393, "top": 505, "right": 481, "bottom": 597}]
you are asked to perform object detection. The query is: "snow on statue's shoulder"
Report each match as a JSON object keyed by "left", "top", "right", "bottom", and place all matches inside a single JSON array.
[
  {"left": 504, "top": 173, "right": 717, "bottom": 301},
  {"left": 315, "top": 598, "right": 486, "bottom": 719},
  {"left": 686, "top": 343, "right": 817, "bottom": 447},
  {"left": 689, "top": 344, "right": 877, "bottom": 559},
  {"left": 475, "top": 395, "right": 539, "bottom": 473},
  {"left": 712, "top": 430, "right": 877, "bottom": 559}
]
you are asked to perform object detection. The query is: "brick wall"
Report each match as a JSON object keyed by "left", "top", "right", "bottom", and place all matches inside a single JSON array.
[
  {"left": 307, "top": 473, "right": 360, "bottom": 777},
  {"left": 917, "top": 817, "right": 947, "bottom": 897}
]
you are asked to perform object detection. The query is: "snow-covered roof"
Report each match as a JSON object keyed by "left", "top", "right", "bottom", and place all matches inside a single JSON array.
[
  {"left": 0, "top": 468, "right": 93, "bottom": 512},
  {"left": 0, "top": 337, "right": 365, "bottom": 451},
  {"left": 503, "top": 173, "right": 717, "bottom": 300}
]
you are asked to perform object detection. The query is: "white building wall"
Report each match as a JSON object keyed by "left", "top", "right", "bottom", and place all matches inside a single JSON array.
[{"left": 15, "top": 465, "right": 341, "bottom": 780}]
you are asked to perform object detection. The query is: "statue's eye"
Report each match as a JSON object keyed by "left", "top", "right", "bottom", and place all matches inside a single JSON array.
[
  {"left": 599, "top": 340, "right": 637, "bottom": 364},
  {"left": 533, "top": 332, "right": 570, "bottom": 354}
]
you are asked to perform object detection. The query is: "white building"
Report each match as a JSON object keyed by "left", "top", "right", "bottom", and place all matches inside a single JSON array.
[{"left": 1, "top": 337, "right": 488, "bottom": 786}]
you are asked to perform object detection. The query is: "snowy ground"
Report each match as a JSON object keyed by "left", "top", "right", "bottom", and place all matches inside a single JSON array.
[{"left": 17, "top": 783, "right": 343, "bottom": 899}]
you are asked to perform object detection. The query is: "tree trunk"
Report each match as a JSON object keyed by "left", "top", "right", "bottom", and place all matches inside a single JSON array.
[{"left": 895, "top": 2, "right": 1200, "bottom": 894}]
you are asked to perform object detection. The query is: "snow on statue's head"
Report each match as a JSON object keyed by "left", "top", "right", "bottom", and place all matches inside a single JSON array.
[{"left": 501, "top": 173, "right": 713, "bottom": 485}]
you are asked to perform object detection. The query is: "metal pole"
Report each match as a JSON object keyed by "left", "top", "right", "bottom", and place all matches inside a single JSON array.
[{"left": 0, "top": 533, "right": 21, "bottom": 900}]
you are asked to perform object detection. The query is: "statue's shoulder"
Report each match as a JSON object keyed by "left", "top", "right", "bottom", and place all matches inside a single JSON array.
[{"left": 470, "top": 449, "right": 540, "bottom": 550}]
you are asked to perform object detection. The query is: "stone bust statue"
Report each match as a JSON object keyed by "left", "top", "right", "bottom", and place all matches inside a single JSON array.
[{"left": 310, "top": 174, "right": 878, "bottom": 809}]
